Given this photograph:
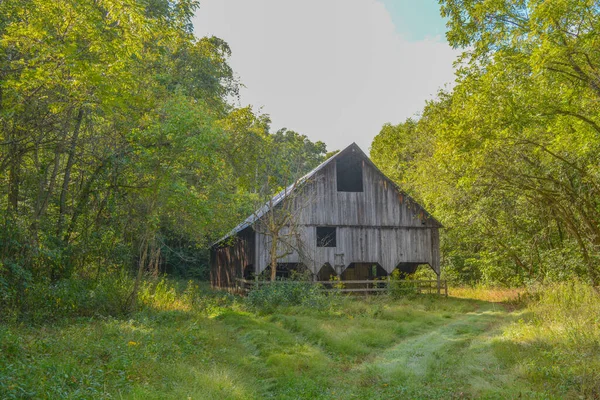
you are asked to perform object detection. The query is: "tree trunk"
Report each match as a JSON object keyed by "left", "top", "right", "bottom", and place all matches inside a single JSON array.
[
  {"left": 127, "top": 236, "right": 149, "bottom": 313},
  {"left": 7, "top": 130, "right": 20, "bottom": 215},
  {"left": 270, "top": 234, "right": 278, "bottom": 281},
  {"left": 57, "top": 108, "right": 84, "bottom": 237}
]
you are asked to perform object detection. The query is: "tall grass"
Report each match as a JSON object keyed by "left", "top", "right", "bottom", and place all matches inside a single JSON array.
[
  {"left": 500, "top": 280, "right": 600, "bottom": 397},
  {"left": 531, "top": 280, "right": 600, "bottom": 345},
  {"left": 2, "top": 274, "right": 599, "bottom": 399},
  {"left": 0, "top": 273, "right": 239, "bottom": 324},
  {"left": 450, "top": 285, "right": 524, "bottom": 303}
]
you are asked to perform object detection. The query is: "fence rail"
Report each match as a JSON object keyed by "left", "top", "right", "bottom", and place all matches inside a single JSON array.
[{"left": 234, "top": 278, "right": 448, "bottom": 296}]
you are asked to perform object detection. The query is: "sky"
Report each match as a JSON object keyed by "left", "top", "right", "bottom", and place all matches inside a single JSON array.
[{"left": 193, "top": 0, "right": 460, "bottom": 153}]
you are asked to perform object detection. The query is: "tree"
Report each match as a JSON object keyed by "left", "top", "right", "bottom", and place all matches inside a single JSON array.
[
  {"left": 371, "top": 0, "right": 600, "bottom": 285},
  {"left": 249, "top": 130, "right": 328, "bottom": 281},
  {"left": 0, "top": 0, "right": 246, "bottom": 310}
]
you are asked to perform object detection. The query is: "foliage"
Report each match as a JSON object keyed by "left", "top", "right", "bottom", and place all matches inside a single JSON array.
[
  {"left": 2, "top": 282, "right": 598, "bottom": 399},
  {"left": 0, "top": 0, "right": 329, "bottom": 308},
  {"left": 247, "top": 274, "right": 328, "bottom": 312},
  {"left": 371, "top": 0, "right": 600, "bottom": 286},
  {"left": 388, "top": 269, "right": 419, "bottom": 299},
  {"left": 1, "top": 273, "right": 133, "bottom": 323}
]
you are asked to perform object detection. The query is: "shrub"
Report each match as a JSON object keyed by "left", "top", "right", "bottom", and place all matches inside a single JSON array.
[
  {"left": 247, "top": 279, "right": 328, "bottom": 312},
  {"left": 5, "top": 272, "right": 134, "bottom": 323},
  {"left": 388, "top": 270, "right": 419, "bottom": 299}
]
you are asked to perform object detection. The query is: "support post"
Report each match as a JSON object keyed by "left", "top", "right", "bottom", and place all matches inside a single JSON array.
[{"left": 432, "top": 228, "right": 441, "bottom": 295}]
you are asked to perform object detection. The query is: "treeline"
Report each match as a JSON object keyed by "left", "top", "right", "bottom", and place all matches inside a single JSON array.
[
  {"left": 372, "top": 0, "right": 600, "bottom": 286},
  {"left": 0, "top": 0, "right": 328, "bottom": 310}
]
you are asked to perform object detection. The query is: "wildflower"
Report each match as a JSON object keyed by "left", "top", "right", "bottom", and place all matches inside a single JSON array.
[{"left": 128, "top": 341, "right": 138, "bottom": 346}]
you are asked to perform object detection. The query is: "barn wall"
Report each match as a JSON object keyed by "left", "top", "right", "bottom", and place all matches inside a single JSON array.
[
  {"left": 251, "top": 155, "right": 439, "bottom": 276},
  {"left": 291, "top": 159, "right": 437, "bottom": 228},
  {"left": 210, "top": 227, "right": 255, "bottom": 288},
  {"left": 255, "top": 226, "right": 437, "bottom": 275}
]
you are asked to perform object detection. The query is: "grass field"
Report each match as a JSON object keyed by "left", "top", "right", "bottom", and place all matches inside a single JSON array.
[{"left": 1, "top": 281, "right": 599, "bottom": 399}]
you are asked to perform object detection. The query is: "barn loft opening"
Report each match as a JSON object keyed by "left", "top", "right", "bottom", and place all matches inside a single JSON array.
[
  {"left": 336, "top": 152, "right": 363, "bottom": 192},
  {"left": 316, "top": 226, "right": 336, "bottom": 247}
]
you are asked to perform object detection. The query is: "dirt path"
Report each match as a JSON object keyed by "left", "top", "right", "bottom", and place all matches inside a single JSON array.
[{"left": 332, "top": 302, "right": 550, "bottom": 399}]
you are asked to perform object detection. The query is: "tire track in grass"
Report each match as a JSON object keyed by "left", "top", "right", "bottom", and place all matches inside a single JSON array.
[
  {"left": 346, "top": 303, "right": 553, "bottom": 399},
  {"left": 364, "top": 308, "right": 500, "bottom": 378}
]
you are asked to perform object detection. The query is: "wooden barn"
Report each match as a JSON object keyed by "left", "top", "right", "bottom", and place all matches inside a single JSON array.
[{"left": 210, "top": 143, "right": 442, "bottom": 289}]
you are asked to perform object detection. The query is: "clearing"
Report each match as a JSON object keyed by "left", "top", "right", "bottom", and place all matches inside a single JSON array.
[{"left": 0, "top": 287, "right": 590, "bottom": 399}]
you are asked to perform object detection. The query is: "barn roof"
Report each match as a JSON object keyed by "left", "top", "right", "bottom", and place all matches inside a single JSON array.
[{"left": 213, "top": 142, "right": 441, "bottom": 246}]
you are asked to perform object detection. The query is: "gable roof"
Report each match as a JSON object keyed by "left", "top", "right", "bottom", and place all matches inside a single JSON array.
[{"left": 213, "top": 142, "right": 441, "bottom": 246}]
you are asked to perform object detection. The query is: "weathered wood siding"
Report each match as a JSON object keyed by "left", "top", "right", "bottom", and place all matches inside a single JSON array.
[
  {"left": 254, "top": 159, "right": 440, "bottom": 275},
  {"left": 255, "top": 226, "right": 436, "bottom": 275},
  {"left": 210, "top": 227, "right": 254, "bottom": 287},
  {"left": 290, "top": 160, "right": 438, "bottom": 228}
]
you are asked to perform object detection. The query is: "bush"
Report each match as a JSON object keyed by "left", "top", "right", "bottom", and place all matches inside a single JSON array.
[
  {"left": 388, "top": 270, "right": 419, "bottom": 299},
  {"left": 247, "top": 279, "right": 328, "bottom": 312},
  {"left": 3, "top": 272, "right": 134, "bottom": 323}
]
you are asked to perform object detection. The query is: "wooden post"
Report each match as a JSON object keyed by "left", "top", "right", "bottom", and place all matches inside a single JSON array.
[
  {"left": 437, "top": 273, "right": 441, "bottom": 295},
  {"left": 444, "top": 280, "right": 448, "bottom": 297}
]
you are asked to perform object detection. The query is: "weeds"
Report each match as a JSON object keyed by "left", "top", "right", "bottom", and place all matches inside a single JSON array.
[
  {"left": 499, "top": 280, "right": 600, "bottom": 397},
  {"left": 247, "top": 280, "right": 328, "bottom": 312},
  {"left": 1, "top": 277, "right": 598, "bottom": 399},
  {"left": 450, "top": 285, "right": 524, "bottom": 303}
]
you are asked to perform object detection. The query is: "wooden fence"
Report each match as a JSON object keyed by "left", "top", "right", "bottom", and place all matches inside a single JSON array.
[{"left": 234, "top": 278, "right": 448, "bottom": 296}]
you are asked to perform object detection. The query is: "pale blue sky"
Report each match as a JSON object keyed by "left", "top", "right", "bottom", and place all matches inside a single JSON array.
[{"left": 380, "top": 0, "right": 448, "bottom": 40}]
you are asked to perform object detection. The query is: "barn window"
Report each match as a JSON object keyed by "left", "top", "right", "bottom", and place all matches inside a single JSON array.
[
  {"left": 317, "top": 227, "right": 336, "bottom": 247},
  {"left": 336, "top": 154, "right": 363, "bottom": 192}
]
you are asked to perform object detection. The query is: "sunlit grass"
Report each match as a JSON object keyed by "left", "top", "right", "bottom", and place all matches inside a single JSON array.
[
  {"left": 1, "top": 278, "right": 598, "bottom": 399},
  {"left": 449, "top": 285, "right": 524, "bottom": 303}
]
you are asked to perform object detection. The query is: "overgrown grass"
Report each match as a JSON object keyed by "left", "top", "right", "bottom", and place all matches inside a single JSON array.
[
  {"left": 497, "top": 281, "right": 600, "bottom": 398},
  {"left": 449, "top": 285, "right": 524, "bottom": 303},
  {"left": 1, "top": 277, "right": 598, "bottom": 399}
]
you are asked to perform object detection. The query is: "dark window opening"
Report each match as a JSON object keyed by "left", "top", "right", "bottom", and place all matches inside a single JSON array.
[
  {"left": 336, "top": 154, "right": 363, "bottom": 192},
  {"left": 317, "top": 227, "right": 336, "bottom": 247}
]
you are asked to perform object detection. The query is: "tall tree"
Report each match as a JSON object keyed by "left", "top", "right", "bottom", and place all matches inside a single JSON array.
[{"left": 372, "top": 0, "right": 600, "bottom": 285}]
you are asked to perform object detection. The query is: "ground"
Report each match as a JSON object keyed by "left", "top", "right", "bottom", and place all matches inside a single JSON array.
[{"left": 0, "top": 284, "right": 596, "bottom": 399}]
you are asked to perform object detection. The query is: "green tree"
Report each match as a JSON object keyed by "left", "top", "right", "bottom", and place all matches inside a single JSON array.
[{"left": 372, "top": 0, "right": 600, "bottom": 285}]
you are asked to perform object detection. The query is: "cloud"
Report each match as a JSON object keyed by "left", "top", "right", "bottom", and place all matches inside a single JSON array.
[{"left": 193, "top": 0, "right": 460, "bottom": 152}]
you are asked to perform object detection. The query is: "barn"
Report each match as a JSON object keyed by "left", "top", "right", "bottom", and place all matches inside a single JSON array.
[{"left": 210, "top": 142, "right": 442, "bottom": 289}]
